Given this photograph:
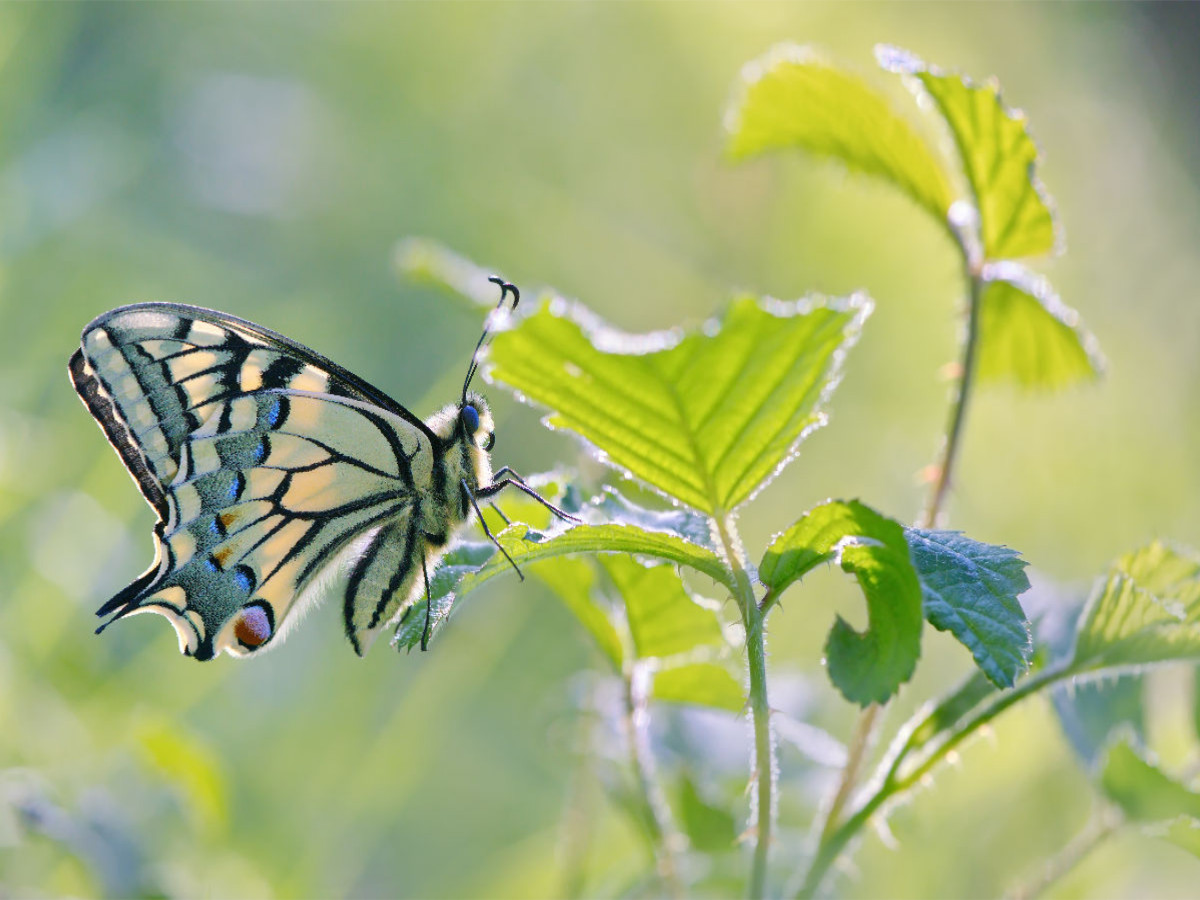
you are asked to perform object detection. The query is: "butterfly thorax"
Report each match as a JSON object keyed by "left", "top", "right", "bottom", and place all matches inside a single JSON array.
[{"left": 420, "top": 391, "right": 495, "bottom": 547}]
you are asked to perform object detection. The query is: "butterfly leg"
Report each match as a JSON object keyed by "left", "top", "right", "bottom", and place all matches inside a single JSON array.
[
  {"left": 488, "top": 502, "right": 511, "bottom": 526},
  {"left": 481, "top": 468, "right": 581, "bottom": 524},
  {"left": 420, "top": 550, "right": 433, "bottom": 652},
  {"left": 461, "top": 478, "right": 525, "bottom": 581}
]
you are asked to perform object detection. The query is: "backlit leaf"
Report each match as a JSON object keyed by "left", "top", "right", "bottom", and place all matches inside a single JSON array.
[
  {"left": 396, "top": 521, "right": 733, "bottom": 651},
  {"left": 878, "top": 45, "right": 1059, "bottom": 260},
  {"left": 534, "top": 557, "right": 623, "bottom": 670},
  {"left": 1071, "top": 542, "right": 1200, "bottom": 674},
  {"left": 601, "top": 557, "right": 724, "bottom": 660},
  {"left": 726, "top": 43, "right": 953, "bottom": 222},
  {"left": 486, "top": 294, "right": 870, "bottom": 516},
  {"left": 760, "top": 500, "right": 922, "bottom": 705},
  {"left": 977, "top": 262, "right": 1104, "bottom": 389}
]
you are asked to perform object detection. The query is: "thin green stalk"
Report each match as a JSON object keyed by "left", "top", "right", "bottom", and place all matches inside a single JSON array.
[
  {"left": 797, "top": 254, "right": 990, "bottom": 897},
  {"left": 796, "top": 665, "right": 1073, "bottom": 899},
  {"left": 622, "top": 668, "right": 684, "bottom": 900},
  {"left": 715, "top": 514, "right": 775, "bottom": 900},
  {"left": 1004, "top": 805, "right": 1123, "bottom": 900},
  {"left": 922, "top": 259, "right": 985, "bottom": 530}
]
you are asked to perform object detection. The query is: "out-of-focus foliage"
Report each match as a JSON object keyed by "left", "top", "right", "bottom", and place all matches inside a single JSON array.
[{"left": 3, "top": 3, "right": 1200, "bottom": 899}]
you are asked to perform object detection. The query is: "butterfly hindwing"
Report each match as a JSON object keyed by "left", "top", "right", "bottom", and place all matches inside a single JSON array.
[{"left": 73, "top": 303, "right": 443, "bottom": 660}]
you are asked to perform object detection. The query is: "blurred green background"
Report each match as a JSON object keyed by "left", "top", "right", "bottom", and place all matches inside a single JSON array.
[{"left": 2, "top": 3, "right": 1198, "bottom": 898}]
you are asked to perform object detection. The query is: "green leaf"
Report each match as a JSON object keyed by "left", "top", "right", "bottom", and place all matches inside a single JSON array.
[
  {"left": 725, "top": 43, "right": 953, "bottom": 222},
  {"left": 977, "top": 262, "right": 1104, "bottom": 389},
  {"left": 677, "top": 772, "right": 737, "bottom": 852},
  {"left": 1071, "top": 542, "right": 1200, "bottom": 674},
  {"left": 905, "top": 528, "right": 1032, "bottom": 688},
  {"left": 760, "top": 499, "right": 923, "bottom": 705},
  {"left": 486, "top": 294, "right": 870, "bottom": 516},
  {"left": 394, "top": 521, "right": 734, "bottom": 651},
  {"left": 602, "top": 557, "right": 724, "bottom": 660},
  {"left": 1099, "top": 738, "right": 1200, "bottom": 833},
  {"left": 534, "top": 558, "right": 623, "bottom": 671},
  {"left": 878, "top": 45, "right": 1059, "bottom": 260},
  {"left": 653, "top": 663, "right": 745, "bottom": 712}
]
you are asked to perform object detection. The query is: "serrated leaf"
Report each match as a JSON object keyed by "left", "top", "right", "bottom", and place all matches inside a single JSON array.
[
  {"left": 487, "top": 294, "right": 870, "bottom": 516},
  {"left": 534, "top": 558, "right": 623, "bottom": 670},
  {"left": 653, "top": 664, "right": 745, "bottom": 712},
  {"left": 594, "top": 487, "right": 717, "bottom": 552},
  {"left": 905, "top": 528, "right": 1032, "bottom": 688},
  {"left": 977, "top": 262, "right": 1104, "bottom": 389},
  {"left": 878, "top": 45, "right": 1058, "bottom": 260},
  {"left": 1099, "top": 739, "right": 1200, "bottom": 829},
  {"left": 726, "top": 43, "right": 953, "bottom": 222},
  {"left": 394, "top": 521, "right": 734, "bottom": 651},
  {"left": 677, "top": 772, "right": 737, "bottom": 852},
  {"left": 602, "top": 557, "right": 724, "bottom": 660},
  {"left": 1071, "top": 542, "right": 1200, "bottom": 674},
  {"left": 760, "top": 500, "right": 922, "bottom": 706}
]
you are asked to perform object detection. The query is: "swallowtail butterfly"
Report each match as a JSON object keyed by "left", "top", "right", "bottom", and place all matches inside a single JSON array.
[{"left": 69, "top": 279, "right": 571, "bottom": 660}]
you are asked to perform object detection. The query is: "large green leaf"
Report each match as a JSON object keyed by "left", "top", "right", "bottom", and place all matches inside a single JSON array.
[
  {"left": 534, "top": 557, "right": 624, "bottom": 671},
  {"left": 486, "top": 294, "right": 870, "bottom": 516},
  {"left": 878, "top": 45, "right": 1059, "bottom": 261},
  {"left": 601, "top": 557, "right": 724, "bottom": 660},
  {"left": 977, "top": 262, "right": 1104, "bottom": 389},
  {"left": 725, "top": 43, "right": 953, "bottom": 222},
  {"left": 1099, "top": 738, "right": 1200, "bottom": 858},
  {"left": 1071, "top": 542, "right": 1200, "bottom": 674},
  {"left": 759, "top": 500, "right": 923, "bottom": 705},
  {"left": 394, "top": 521, "right": 733, "bottom": 651},
  {"left": 905, "top": 528, "right": 1032, "bottom": 688}
]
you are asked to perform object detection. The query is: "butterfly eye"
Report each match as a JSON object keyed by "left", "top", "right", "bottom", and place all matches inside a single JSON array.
[
  {"left": 232, "top": 602, "right": 274, "bottom": 650},
  {"left": 483, "top": 432, "right": 495, "bottom": 452},
  {"left": 461, "top": 404, "right": 480, "bottom": 435}
]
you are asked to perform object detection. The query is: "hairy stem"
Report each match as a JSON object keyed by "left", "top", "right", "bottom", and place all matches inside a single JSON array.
[
  {"left": 623, "top": 667, "right": 684, "bottom": 899},
  {"left": 798, "top": 256, "right": 988, "bottom": 897},
  {"left": 1004, "top": 806, "right": 1123, "bottom": 900},
  {"left": 715, "top": 514, "right": 775, "bottom": 899},
  {"left": 922, "top": 261, "right": 985, "bottom": 530},
  {"left": 796, "top": 665, "right": 1073, "bottom": 899}
]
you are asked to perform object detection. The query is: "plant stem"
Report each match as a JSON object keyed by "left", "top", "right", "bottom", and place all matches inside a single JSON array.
[
  {"left": 922, "top": 260, "right": 985, "bottom": 530},
  {"left": 623, "top": 667, "right": 684, "bottom": 900},
  {"left": 715, "top": 514, "right": 775, "bottom": 899},
  {"left": 1004, "top": 806, "right": 1123, "bottom": 900},
  {"left": 796, "top": 665, "right": 1073, "bottom": 899},
  {"left": 798, "top": 257, "right": 991, "bottom": 897}
]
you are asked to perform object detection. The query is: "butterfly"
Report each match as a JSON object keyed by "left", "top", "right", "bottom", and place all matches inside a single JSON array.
[{"left": 69, "top": 277, "right": 573, "bottom": 661}]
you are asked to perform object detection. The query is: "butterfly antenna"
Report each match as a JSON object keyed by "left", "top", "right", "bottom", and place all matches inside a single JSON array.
[{"left": 463, "top": 276, "right": 520, "bottom": 402}]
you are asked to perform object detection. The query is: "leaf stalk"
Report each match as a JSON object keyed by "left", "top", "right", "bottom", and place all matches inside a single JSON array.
[{"left": 714, "top": 513, "right": 776, "bottom": 899}]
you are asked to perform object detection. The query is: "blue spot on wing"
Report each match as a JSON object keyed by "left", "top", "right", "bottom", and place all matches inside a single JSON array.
[
  {"left": 233, "top": 566, "right": 255, "bottom": 593},
  {"left": 266, "top": 396, "right": 284, "bottom": 428},
  {"left": 229, "top": 473, "right": 245, "bottom": 501}
]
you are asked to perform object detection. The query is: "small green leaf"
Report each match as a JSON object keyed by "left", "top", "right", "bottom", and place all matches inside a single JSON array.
[
  {"left": 760, "top": 500, "right": 923, "bottom": 705},
  {"left": 878, "top": 45, "right": 1059, "bottom": 260},
  {"left": 602, "top": 557, "right": 724, "bottom": 660},
  {"left": 487, "top": 294, "right": 870, "bottom": 516},
  {"left": 1071, "top": 542, "right": 1200, "bottom": 674},
  {"left": 677, "top": 772, "right": 737, "bottom": 852},
  {"left": 905, "top": 528, "right": 1032, "bottom": 688},
  {"left": 395, "top": 521, "right": 734, "bottom": 651},
  {"left": 977, "top": 262, "right": 1104, "bottom": 389},
  {"left": 393, "top": 236, "right": 506, "bottom": 309},
  {"left": 725, "top": 43, "right": 953, "bottom": 222},
  {"left": 653, "top": 663, "right": 745, "bottom": 712},
  {"left": 534, "top": 557, "right": 623, "bottom": 670},
  {"left": 1099, "top": 739, "right": 1200, "bottom": 836}
]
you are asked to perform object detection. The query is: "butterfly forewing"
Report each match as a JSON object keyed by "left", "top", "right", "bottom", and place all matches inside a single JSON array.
[{"left": 73, "top": 304, "right": 441, "bottom": 660}]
